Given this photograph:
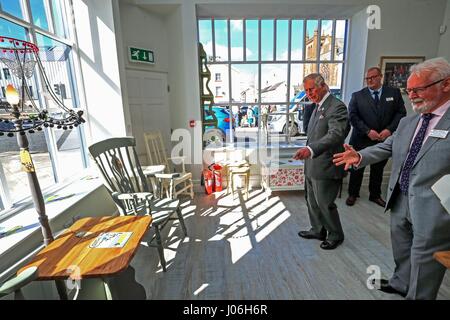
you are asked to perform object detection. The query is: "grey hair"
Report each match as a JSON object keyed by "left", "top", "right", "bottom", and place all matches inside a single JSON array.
[
  {"left": 367, "top": 66, "right": 382, "bottom": 75},
  {"left": 303, "top": 73, "right": 326, "bottom": 87},
  {"left": 410, "top": 57, "right": 450, "bottom": 81}
]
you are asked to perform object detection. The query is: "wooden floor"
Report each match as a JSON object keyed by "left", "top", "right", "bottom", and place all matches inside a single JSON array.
[{"left": 130, "top": 187, "right": 450, "bottom": 300}]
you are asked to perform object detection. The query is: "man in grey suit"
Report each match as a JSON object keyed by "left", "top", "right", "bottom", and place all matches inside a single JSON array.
[
  {"left": 294, "top": 74, "right": 350, "bottom": 250},
  {"left": 333, "top": 57, "right": 450, "bottom": 299}
]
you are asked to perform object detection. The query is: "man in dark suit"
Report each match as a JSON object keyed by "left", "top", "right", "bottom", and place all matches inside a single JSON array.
[
  {"left": 293, "top": 74, "right": 350, "bottom": 250},
  {"left": 346, "top": 67, "right": 406, "bottom": 207}
]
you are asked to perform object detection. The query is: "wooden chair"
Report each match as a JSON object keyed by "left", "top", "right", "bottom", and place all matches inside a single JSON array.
[
  {"left": 0, "top": 266, "right": 38, "bottom": 299},
  {"left": 88, "top": 137, "right": 188, "bottom": 272},
  {"left": 143, "top": 131, "right": 194, "bottom": 199}
]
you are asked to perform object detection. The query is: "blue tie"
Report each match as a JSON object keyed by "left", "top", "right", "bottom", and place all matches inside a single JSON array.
[
  {"left": 373, "top": 91, "right": 380, "bottom": 106},
  {"left": 399, "top": 113, "right": 434, "bottom": 195}
]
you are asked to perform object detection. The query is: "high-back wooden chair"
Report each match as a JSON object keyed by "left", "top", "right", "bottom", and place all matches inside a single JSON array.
[
  {"left": 143, "top": 131, "right": 194, "bottom": 199},
  {"left": 88, "top": 137, "right": 188, "bottom": 272},
  {"left": 0, "top": 266, "right": 38, "bottom": 299}
]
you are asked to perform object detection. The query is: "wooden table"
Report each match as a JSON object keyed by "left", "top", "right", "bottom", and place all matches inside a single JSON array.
[
  {"left": 19, "top": 215, "right": 152, "bottom": 299},
  {"left": 434, "top": 251, "right": 450, "bottom": 269}
]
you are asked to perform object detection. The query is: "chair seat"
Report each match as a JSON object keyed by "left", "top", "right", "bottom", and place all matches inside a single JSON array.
[
  {"left": 229, "top": 167, "right": 250, "bottom": 174},
  {"left": 149, "top": 198, "right": 180, "bottom": 224}
]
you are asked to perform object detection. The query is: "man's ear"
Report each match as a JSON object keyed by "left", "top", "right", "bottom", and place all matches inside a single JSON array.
[{"left": 442, "top": 77, "right": 450, "bottom": 92}]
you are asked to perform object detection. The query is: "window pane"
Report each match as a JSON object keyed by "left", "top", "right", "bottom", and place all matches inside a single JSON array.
[
  {"left": 290, "top": 63, "right": 317, "bottom": 98},
  {"left": 35, "top": 33, "right": 85, "bottom": 180},
  {"left": 0, "top": 132, "right": 55, "bottom": 204},
  {"left": 261, "top": 64, "right": 287, "bottom": 103},
  {"left": 230, "top": 20, "right": 243, "bottom": 61},
  {"left": 0, "top": 18, "right": 27, "bottom": 41},
  {"left": 245, "top": 20, "right": 258, "bottom": 61},
  {"left": 230, "top": 64, "right": 258, "bottom": 103},
  {"left": 291, "top": 20, "right": 304, "bottom": 61},
  {"left": 0, "top": 0, "right": 24, "bottom": 19},
  {"left": 208, "top": 64, "right": 229, "bottom": 103},
  {"left": 51, "top": 0, "right": 67, "bottom": 38},
  {"left": 261, "top": 20, "right": 274, "bottom": 61},
  {"left": 320, "top": 20, "right": 333, "bottom": 61},
  {"left": 319, "top": 63, "right": 343, "bottom": 93},
  {"left": 335, "top": 20, "right": 346, "bottom": 61},
  {"left": 30, "top": 0, "right": 49, "bottom": 30},
  {"left": 305, "top": 20, "right": 318, "bottom": 61},
  {"left": 276, "top": 20, "right": 288, "bottom": 61},
  {"left": 198, "top": 20, "right": 213, "bottom": 62},
  {"left": 214, "top": 19, "right": 228, "bottom": 61}
]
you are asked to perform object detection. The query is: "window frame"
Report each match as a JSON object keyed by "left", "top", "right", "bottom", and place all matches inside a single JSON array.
[
  {"left": 0, "top": 0, "right": 89, "bottom": 214},
  {"left": 197, "top": 17, "right": 348, "bottom": 145}
]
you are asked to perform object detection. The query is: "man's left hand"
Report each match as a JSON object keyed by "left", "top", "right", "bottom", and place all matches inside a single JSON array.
[
  {"left": 379, "top": 129, "right": 392, "bottom": 141},
  {"left": 293, "top": 147, "right": 311, "bottom": 160}
]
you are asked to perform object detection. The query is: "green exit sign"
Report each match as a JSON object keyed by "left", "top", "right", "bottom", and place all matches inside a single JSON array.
[{"left": 128, "top": 46, "right": 155, "bottom": 64}]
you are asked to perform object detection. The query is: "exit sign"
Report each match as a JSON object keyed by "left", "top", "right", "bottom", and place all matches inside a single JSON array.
[{"left": 128, "top": 46, "right": 154, "bottom": 64}]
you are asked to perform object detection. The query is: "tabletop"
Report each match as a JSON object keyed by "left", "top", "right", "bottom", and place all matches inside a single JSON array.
[{"left": 18, "top": 215, "right": 152, "bottom": 280}]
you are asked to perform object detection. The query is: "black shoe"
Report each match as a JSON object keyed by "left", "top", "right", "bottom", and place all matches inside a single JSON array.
[
  {"left": 371, "top": 279, "right": 407, "bottom": 297},
  {"left": 320, "top": 239, "right": 344, "bottom": 250},
  {"left": 346, "top": 195, "right": 357, "bottom": 206},
  {"left": 298, "top": 229, "right": 327, "bottom": 241},
  {"left": 369, "top": 197, "right": 386, "bottom": 208}
]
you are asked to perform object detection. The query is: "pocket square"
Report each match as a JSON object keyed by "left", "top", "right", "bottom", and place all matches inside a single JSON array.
[{"left": 386, "top": 97, "right": 394, "bottom": 101}]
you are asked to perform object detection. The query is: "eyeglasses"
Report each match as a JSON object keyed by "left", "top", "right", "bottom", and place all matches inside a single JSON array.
[
  {"left": 365, "top": 74, "right": 381, "bottom": 81},
  {"left": 405, "top": 78, "right": 447, "bottom": 94}
]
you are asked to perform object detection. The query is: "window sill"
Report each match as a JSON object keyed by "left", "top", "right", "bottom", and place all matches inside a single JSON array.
[{"left": 0, "top": 169, "right": 116, "bottom": 282}]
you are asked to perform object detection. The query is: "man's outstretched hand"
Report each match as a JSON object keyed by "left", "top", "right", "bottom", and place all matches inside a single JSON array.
[{"left": 333, "top": 144, "right": 361, "bottom": 171}]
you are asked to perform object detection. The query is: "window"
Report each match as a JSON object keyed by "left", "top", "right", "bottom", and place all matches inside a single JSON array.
[
  {"left": 198, "top": 17, "right": 348, "bottom": 144},
  {"left": 3, "top": 68, "right": 10, "bottom": 79},
  {"left": 215, "top": 86, "right": 222, "bottom": 97},
  {"left": 215, "top": 73, "right": 221, "bottom": 81},
  {"left": 29, "top": 0, "right": 49, "bottom": 30},
  {"left": 0, "top": 0, "right": 87, "bottom": 214},
  {"left": 0, "top": 0, "right": 25, "bottom": 20}
]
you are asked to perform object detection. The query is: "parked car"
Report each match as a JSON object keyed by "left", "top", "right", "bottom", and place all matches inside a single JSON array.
[
  {"left": 204, "top": 106, "right": 234, "bottom": 143},
  {"left": 268, "top": 88, "right": 341, "bottom": 137}
]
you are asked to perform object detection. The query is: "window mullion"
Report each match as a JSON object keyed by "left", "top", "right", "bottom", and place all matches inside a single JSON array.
[{"left": 45, "top": 0, "right": 55, "bottom": 34}]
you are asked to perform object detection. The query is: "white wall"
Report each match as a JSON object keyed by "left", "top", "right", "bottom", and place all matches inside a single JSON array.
[
  {"left": 343, "top": 8, "right": 368, "bottom": 105},
  {"left": 438, "top": 0, "right": 450, "bottom": 60},
  {"left": 72, "top": 0, "right": 127, "bottom": 144},
  {"left": 118, "top": 2, "right": 169, "bottom": 73}
]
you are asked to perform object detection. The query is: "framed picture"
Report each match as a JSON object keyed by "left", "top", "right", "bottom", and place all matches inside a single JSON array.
[{"left": 380, "top": 56, "right": 425, "bottom": 93}]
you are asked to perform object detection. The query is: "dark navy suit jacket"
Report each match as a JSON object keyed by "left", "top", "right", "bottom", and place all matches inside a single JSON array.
[{"left": 349, "top": 85, "right": 406, "bottom": 150}]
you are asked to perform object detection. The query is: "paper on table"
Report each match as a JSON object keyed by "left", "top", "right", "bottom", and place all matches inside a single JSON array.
[{"left": 89, "top": 232, "right": 133, "bottom": 248}]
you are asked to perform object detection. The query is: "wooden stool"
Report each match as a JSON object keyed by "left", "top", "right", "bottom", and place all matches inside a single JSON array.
[{"left": 227, "top": 163, "right": 250, "bottom": 200}]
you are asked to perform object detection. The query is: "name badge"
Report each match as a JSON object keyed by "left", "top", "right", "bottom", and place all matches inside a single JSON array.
[
  {"left": 430, "top": 129, "right": 449, "bottom": 139},
  {"left": 386, "top": 97, "right": 394, "bottom": 101}
]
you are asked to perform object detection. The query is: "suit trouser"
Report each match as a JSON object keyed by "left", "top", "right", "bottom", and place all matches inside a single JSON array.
[
  {"left": 305, "top": 177, "right": 344, "bottom": 241},
  {"left": 389, "top": 192, "right": 450, "bottom": 299},
  {"left": 348, "top": 159, "right": 388, "bottom": 198}
]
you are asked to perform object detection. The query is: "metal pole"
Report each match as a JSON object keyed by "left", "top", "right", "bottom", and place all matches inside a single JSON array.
[{"left": 13, "top": 108, "right": 68, "bottom": 300}]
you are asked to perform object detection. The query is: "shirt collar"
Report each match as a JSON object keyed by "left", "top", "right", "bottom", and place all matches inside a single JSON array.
[
  {"left": 368, "top": 86, "right": 382, "bottom": 95},
  {"left": 430, "top": 99, "right": 450, "bottom": 117},
  {"left": 317, "top": 92, "right": 330, "bottom": 110}
]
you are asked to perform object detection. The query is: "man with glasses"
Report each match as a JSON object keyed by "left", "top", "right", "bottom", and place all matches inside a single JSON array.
[
  {"left": 346, "top": 67, "right": 406, "bottom": 207},
  {"left": 333, "top": 57, "right": 450, "bottom": 299}
]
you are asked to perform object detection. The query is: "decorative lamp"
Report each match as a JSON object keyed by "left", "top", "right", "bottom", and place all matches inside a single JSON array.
[{"left": 0, "top": 36, "right": 85, "bottom": 248}]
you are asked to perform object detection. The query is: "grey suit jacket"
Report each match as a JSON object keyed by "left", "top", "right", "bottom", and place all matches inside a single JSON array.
[
  {"left": 305, "top": 94, "right": 350, "bottom": 180},
  {"left": 359, "top": 105, "right": 450, "bottom": 238}
]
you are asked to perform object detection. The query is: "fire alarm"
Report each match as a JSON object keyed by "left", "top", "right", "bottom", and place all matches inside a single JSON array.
[{"left": 189, "top": 120, "right": 196, "bottom": 128}]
